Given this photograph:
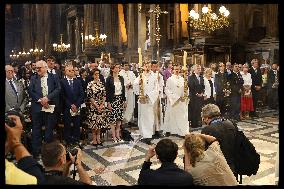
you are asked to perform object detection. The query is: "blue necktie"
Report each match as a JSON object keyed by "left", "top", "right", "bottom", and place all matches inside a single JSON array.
[
  {"left": 69, "top": 80, "right": 74, "bottom": 90},
  {"left": 9, "top": 80, "right": 18, "bottom": 102}
]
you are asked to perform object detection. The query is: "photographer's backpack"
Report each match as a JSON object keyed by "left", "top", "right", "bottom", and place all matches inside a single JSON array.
[{"left": 234, "top": 127, "right": 260, "bottom": 184}]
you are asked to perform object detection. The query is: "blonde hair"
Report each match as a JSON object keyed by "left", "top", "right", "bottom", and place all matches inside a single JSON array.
[
  {"left": 204, "top": 68, "right": 213, "bottom": 77},
  {"left": 184, "top": 134, "right": 206, "bottom": 167}
]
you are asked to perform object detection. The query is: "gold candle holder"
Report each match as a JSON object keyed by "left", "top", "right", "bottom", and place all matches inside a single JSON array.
[
  {"left": 181, "top": 67, "right": 189, "bottom": 101},
  {"left": 138, "top": 67, "right": 147, "bottom": 104}
]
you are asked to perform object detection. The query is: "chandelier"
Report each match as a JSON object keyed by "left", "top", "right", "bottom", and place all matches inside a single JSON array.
[
  {"left": 53, "top": 34, "right": 70, "bottom": 52},
  {"left": 9, "top": 50, "right": 19, "bottom": 61},
  {"left": 189, "top": 5, "right": 230, "bottom": 33},
  {"left": 84, "top": 22, "right": 107, "bottom": 47},
  {"left": 30, "top": 43, "right": 44, "bottom": 57}
]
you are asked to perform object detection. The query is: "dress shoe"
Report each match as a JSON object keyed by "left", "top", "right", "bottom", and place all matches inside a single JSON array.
[{"left": 142, "top": 138, "right": 152, "bottom": 145}]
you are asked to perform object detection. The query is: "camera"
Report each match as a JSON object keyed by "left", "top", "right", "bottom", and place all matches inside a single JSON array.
[
  {"left": 66, "top": 148, "right": 78, "bottom": 161},
  {"left": 5, "top": 109, "right": 24, "bottom": 127}
]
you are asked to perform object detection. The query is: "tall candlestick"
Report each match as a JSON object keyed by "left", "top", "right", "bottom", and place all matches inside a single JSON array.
[
  {"left": 183, "top": 51, "right": 187, "bottom": 69},
  {"left": 138, "top": 48, "right": 142, "bottom": 67}
]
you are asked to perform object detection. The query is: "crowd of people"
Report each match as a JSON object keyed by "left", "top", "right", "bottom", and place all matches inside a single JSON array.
[{"left": 5, "top": 55, "right": 279, "bottom": 185}]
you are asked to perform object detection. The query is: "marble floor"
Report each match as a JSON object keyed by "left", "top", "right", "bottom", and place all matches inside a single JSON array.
[{"left": 76, "top": 108, "right": 279, "bottom": 186}]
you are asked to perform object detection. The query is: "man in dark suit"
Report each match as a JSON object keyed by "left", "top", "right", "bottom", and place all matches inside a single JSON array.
[
  {"left": 138, "top": 139, "right": 193, "bottom": 186},
  {"left": 60, "top": 65, "right": 84, "bottom": 146},
  {"left": 228, "top": 63, "right": 244, "bottom": 121},
  {"left": 28, "top": 60, "right": 61, "bottom": 159},
  {"left": 267, "top": 63, "right": 279, "bottom": 110},
  {"left": 188, "top": 64, "right": 205, "bottom": 128},
  {"left": 46, "top": 56, "right": 62, "bottom": 79},
  {"left": 248, "top": 59, "right": 262, "bottom": 117}
]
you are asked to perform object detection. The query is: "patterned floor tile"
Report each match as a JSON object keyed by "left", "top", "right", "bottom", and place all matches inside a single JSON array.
[{"left": 77, "top": 108, "right": 278, "bottom": 185}]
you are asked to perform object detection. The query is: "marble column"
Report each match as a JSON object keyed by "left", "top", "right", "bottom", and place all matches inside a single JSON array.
[
  {"left": 22, "top": 4, "right": 32, "bottom": 51},
  {"left": 266, "top": 4, "right": 278, "bottom": 38},
  {"left": 174, "top": 3, "right": 181, "bottom": 48},
  {"left": 75, "top": 17, "right": 80, "bottom": 56},
  {"left": 149, "top": 4, "right": 157, "bottom": 60},
  {"left": 138, "top": 4, "right": 147, "bottom": 54},
  {"left": 127, "top": 4, "right": 135, "bottom": 50},
  {"left": 36, "top": 4, "right": 44, "bottom": 50},
  {"left": 43, "top": 4, "right": 51, "bottom": 55}
]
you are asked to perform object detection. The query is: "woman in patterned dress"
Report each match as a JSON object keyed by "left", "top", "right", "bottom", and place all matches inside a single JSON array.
[
  {"left": 87, "top": 68, "right": 107, "bottom": 146},
  {"left": 105, "top": 63, "right": 126, "bottom": 143}
]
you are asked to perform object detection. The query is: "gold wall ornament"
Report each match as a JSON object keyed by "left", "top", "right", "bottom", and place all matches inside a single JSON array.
[{"left": 189, "top": 5, "right": 230, "bottom": 33}]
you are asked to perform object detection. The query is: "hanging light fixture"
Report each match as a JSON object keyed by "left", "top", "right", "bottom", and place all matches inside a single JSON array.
[
  {"left": 84, "top": 22, "right": 107, "bottom": 47},
  {"left": 30, "top": 42, "right": 44, "bottom": 58},
  {"left": 189, "top": 5, "right": 230, "bottom": 33},
  {"left": 53, "top": 34, "right": 70, "bottom": 52}
]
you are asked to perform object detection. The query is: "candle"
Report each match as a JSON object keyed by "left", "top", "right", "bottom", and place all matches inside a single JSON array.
[
  {"left": 183, "top": 51, "right": 187, "bottom": 69},
  {"left": 108, "top": 53, "right": 111, "bottom": 61},
  {"left": 101, "top": 52, "right": 103, "bottom": 60},
  {"left": 138, "top": 48, "right": 142, "bottom": 67}
]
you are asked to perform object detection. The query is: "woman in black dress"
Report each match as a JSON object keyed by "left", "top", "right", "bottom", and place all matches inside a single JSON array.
[
  {"left": 87, "top": 68, "right": 107, "bottom": 146},
  {"left": 106, "top": 63, "right": 126, "bottom": 143}
]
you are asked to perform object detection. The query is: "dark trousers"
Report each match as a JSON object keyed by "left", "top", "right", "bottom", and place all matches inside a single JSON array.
[
  {"left": 216, "top": 95, "right": 226, "bottom": 116},
  {"left": 230, "top": 95, "right": 241, "bottom": 120},
  {"left": 134, "top": 94, "right": 138, "bottom": 119},
  {"left": 268, "top": 88, "right": 278, "bottom": 109},
  {"left": 31, "top": 111, "right": 56, "bottom": 156},
  {"left": 251, "top": 89, "right": 260, "bottom": 115},
  {"left": 63, "top": 109, "right": 81, "bottom": 144},
  {"left": 188, "top": 96, "right": 203, "bottom": 128},
  {"left": 204, "top": 97, "right": 215, "bottom": 105}
]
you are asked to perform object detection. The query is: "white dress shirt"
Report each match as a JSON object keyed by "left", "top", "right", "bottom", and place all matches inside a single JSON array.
[
  {"left": 203, "top": 77, "right": 216, "bottom": 98},
  {"left": 241, "top": 72, "right": 252, "bottom": 86}
]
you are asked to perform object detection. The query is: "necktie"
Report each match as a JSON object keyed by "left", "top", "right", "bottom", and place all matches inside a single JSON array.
[
  {"left": 208, "top": 79, "right": 214, "bottom": 98},
  {"left": 41, "top": 77, "right": 48, "bottom": 97},
  {"left": 9, "top": 80, "right": 18, "bottom": 102},
  {"left": 69, "top": 80, "right": 74, "bottom": 90}
]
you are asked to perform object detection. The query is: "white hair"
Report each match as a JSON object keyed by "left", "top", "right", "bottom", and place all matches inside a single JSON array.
[
  {"left": 36, "top": 60, "right": 48, "bottom": 68},
  {"left": 5, "top": 64, "right": 13, "bottom": 71}
]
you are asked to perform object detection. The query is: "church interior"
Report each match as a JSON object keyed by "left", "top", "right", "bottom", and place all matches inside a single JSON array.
[{"left": 5, "top": 4, "right": 278, "bottom": 185}]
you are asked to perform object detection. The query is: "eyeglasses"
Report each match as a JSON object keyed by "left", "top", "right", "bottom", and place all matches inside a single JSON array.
[{"left": 36, "top": 67, "right": 42, "bottom": 69}]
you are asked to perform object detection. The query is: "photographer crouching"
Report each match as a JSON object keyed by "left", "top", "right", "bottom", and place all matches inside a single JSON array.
[
  {"left": 41, "top": 140, "right": 92, "bottom": 185},
  {"left": 5, "top": 114, "right": 45, "bottom": 184}
]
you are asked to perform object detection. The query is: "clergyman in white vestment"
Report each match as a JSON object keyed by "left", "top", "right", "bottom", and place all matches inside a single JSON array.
[
  {"left": 133, "top": 62, "right": 159, "bottom": 141},
  {"left": 119, "top": 62, "right": 136, "bottom": 124},
  {"left": 163, "top": 64, "right": 189, "bottom": 137}
]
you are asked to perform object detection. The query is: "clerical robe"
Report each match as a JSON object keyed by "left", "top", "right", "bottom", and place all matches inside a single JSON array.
[
  {"left": 119, "top": 69, "right": 137, "bottom": 122},
  {"left": 163, "top": 74, "right": 189, "bottom": 137},
  {"left": 133, "top": 72, "right": 159, "bottom": 138},
  {"left": 152, "top": 71, "right": 164, "bottom": 131}
]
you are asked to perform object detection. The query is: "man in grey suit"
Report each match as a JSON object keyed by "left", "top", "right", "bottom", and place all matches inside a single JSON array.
[{"left": 5, "top": 65, "right": 27, "bottom": 113}]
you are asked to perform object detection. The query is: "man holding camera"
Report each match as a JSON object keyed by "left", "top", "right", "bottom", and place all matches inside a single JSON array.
[
  {"left": 41, "top": 140, "right": 92, "bottom": 185},
  {"left": 5, "top": 115, "right": 45, "bottom": 184}
]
